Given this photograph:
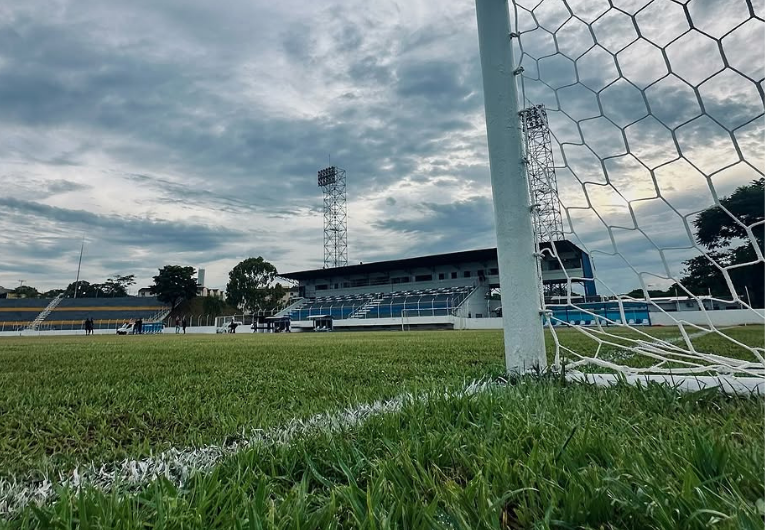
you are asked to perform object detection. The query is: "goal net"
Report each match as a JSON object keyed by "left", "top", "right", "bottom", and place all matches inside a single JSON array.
[{"left": 478, "top": 0, "right": 764, "bottom": 388}]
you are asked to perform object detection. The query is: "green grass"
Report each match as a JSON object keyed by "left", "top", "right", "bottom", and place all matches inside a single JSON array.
[
  {"left": 6, "top": 382, "right": 764, "bottom": 529},
  {"left": 1, "top": 328, "right": 763, "bottom": 528},
  {"left": 0, "top": 331, "right": 506, "bottom": 480},
  {"left": 1, "top": 329, "right": 762, "bottom": 481}
]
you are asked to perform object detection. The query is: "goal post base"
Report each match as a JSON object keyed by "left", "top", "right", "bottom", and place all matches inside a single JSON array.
[{"left": 566, "top": 372, "right": 765, "bottom": 396}]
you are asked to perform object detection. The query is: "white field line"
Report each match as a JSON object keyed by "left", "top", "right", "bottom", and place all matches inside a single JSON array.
[{"left": 0, "top": 379, "right": 495, "bottom": 518}]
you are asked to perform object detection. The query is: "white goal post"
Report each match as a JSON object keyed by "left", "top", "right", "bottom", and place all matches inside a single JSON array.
[
  {"left": 474, "top": 0, "right": 765, "bottom": 392},
  {"left": 475, "top": 0, "right": 547, "bottom": 373}
]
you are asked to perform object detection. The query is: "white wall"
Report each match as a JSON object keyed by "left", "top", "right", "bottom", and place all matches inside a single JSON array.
[
  {"left": 455, "top": 317, "right": 503, "bottom": 330},
  {"left": 454, "top": 285, "right": 491, "bottom": 318},
  {"left": 0, "top": 328, "right": 124, "bottom": 338},
  {"left": 292, "top": 315, "right": 455, "bottom": 330},
  {"left": 456, "top": 310, "right": 765, "bottom": 330},
  {"left": 2, "top": 310, "right": 760, "bottom": 338},
  {"left": 650, "top": 309, "right": 764, "bottom": 327},
  {"left": 0, "top": 326, "right": 221, "bottom": 338}
]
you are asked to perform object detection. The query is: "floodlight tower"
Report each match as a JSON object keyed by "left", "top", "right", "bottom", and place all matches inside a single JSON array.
[
  {"left": 318, "top": 166, "right": 348, "bottom": 268},
  {"left": 520, "top": 104, "right": 564, "bottom": 243}
]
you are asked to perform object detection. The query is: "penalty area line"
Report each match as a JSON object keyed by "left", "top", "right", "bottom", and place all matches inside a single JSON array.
[{"left": 0, "top": 379, "right": 496, "bottom": 518}]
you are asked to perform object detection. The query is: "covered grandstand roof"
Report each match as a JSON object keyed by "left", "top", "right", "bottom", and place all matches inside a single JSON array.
[{"left": 282, "top": 241, "right": 583, "bottom": 281}]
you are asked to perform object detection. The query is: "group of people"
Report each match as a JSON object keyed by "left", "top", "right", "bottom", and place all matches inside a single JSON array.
[
  {"left": 83, "top": 317, "right": 95, "bottom": 335},
  {"left": 174, "top": 316, "right": 188, "bottom": 334}
]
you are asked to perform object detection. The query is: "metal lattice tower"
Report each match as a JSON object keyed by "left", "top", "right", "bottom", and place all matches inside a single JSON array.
[
  {"left": 318, "top": 166, "right": 348, "bottom": 268},
  {"left": 520, "top": 104, "right": 564, "bottom": 243}
]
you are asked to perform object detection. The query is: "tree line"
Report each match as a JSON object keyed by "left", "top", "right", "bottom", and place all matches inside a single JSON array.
[
  {"left": 6, "top": 256, "right": 288, "bottom": 316},
  {"left": 139, "top": 258, "right": 288, "bottom": 315},
  {"left": 7, "top": 275, "right": 137, "bottom": 299},
  {"left": 627, "top": 178, "right": 763, "bottom": 307}
]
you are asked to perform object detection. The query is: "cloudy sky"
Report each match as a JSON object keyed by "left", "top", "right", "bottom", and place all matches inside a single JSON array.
[{"left": 0, "top": 0, "right": 762, "bottom": 296}]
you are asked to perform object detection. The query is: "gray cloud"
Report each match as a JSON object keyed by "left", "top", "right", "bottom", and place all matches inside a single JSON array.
[
  {"left": 0, "top": 0, "right": 761, "bottom": 295},
  {"left": 0, "top": 197, "right": 242, "bottom": 251},
  {"left": 372, "top": 197, "right": 497, "bottom": 257}
]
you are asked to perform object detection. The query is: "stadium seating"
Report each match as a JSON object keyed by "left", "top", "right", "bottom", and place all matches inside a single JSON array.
[
  {"left": 46, "top": 297, "right": 169, "bottom": 329},
  {"left": 289, "top": 286, "right": 474, "bottom": 321},
  {"left": 0, "top": 299, "right": 49, "bottom": 330},
  {"left": 0, "top": 297, "right": 170, "bottom": 330}
]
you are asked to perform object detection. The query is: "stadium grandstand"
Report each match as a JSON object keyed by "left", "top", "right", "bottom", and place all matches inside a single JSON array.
[
  {"left": 278, "top": 241, "right": 648, "bottom": 331},
  {"left": 0, "top": 296, "right": 170, "bottom": 332}
]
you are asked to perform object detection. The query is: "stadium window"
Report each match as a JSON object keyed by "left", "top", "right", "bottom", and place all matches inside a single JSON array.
[
  {"left": 451, "top": 272, "right": 458, "bottom": 279},
  {"left": 463, "top": 271, "right": 471, "bottom": 278},
  {"left": 415, "top": 274, "right": 432, "bottom": 282},
  {"left": 438, "top": 273, "right": 445, "bottom": 280}
]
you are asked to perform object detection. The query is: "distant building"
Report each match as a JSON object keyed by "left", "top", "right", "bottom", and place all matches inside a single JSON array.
[
  {"left": 0, "top": 286, "right": 8, "bottom": 299},
  {"left": 139, "top": 284, "right": 225, "bottom": 299},
  {"left": 198, "top": 286, "right": 225, "bottom": 299}
]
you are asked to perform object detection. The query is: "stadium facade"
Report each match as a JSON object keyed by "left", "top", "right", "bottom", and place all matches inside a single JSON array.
[{"left": 280, "top": 241, "right": 611, "bottom": 331}]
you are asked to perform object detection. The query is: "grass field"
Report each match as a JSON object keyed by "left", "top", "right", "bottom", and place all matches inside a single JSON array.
[{"left": 1, "top": 329, "right": 763, "bottom": 528}]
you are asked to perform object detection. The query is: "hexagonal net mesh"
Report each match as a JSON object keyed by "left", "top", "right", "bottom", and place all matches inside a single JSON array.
[{"left": 509, "top": 0, "right": 764, "bottom": 379}]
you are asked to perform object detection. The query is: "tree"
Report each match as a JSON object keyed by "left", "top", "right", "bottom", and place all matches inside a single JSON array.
[
  {"left": 226, "top": 257, "right": 287, "bottom": 313},
  {"left": 101, "top": 274, "right": 136, "bottom": 297},
  {"left": 202, "top": 296, "right": 226, "bottom": 317},
  {"left": 694, "top": 179, "right": 764, "bottom": 249},
  {"left": 680, "top": 179, "right": 764, "bottom": 307},
  {"left": 13, "top": 285, "right": 39, "bottom": 298},
  {"left": 150, "top": 266, "right": 197, "bottom": 310},
  {"left": 61, "top": 274, "right": 136, "bottom": 298},
  {"left": 64, "top": 281, "right": 102, "bottom": 298}
]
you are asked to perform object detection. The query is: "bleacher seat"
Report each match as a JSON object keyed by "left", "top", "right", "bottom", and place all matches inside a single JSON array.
[
  {"left": 0, "top": 297, "right": 169, "bottom": 330},
  {"left": 289, "top": 285, "right": 476, "bottom": 322},
  {"left": 45, "top": 297, "right": 168, "bottom": 328},
  {"left": 0, "top": 298, "right": 48, "bottom": 328}
]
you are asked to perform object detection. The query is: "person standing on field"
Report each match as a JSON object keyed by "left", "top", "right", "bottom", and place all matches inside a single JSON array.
[
  {"left": 182, "top": 317, "right": 187, "bottom": 334},
  {"left": 175, "top": 316, "right": 181, "bottom": 334}
]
